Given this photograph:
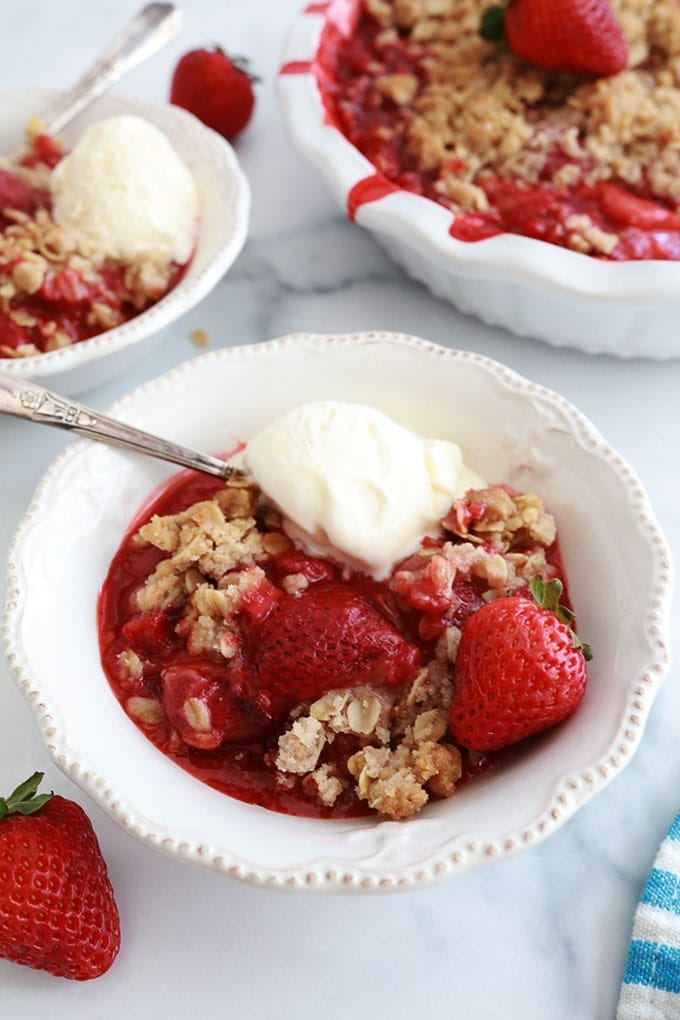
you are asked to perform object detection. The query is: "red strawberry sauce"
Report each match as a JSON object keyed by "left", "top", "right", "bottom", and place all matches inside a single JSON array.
[
  {"left": 315, "top": 6, "right": 680, "bottom": 260},
  {"left": 98, "top": 467, "right": 569, "bottom": 818}
]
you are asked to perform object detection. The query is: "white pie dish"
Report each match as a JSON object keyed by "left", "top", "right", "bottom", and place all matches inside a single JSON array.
[
  {"left": 2, "top": 331, "right": 673, "bottom": 891},
  {"left": 279, "top": 1, "right": 680, "bottom": 360},
  {"left": 0, "top": 88, "right": 250, "bottom": 395}
]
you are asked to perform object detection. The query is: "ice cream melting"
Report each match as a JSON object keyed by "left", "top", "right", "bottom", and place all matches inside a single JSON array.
[
  {"left": 244, "top": 401, "right": 485, "bottom": 579},
  {"left": 50, "top": 115, "right": 198, "bottom": 263}
]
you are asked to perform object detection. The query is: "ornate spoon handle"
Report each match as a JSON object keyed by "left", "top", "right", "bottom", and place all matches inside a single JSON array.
[
  {"left": 0, "top": 373, "right": 240, "bottom": 481},
  {"left": 41, "top": 3, "right": 182, "bottom": 135}
]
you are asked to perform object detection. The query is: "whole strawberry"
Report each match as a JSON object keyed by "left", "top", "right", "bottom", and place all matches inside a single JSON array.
[
  {"left": 0, "top": 773, "right": 120, "bottom": 980},
  {"left": 253, "top": 580, "right": 420, "bottom": 705},
  {"left": 480, "top": 0, "right": 628, "bottom": 77},
  {"left": 449, "top": 578, "right": 591, "bottom": 752},
  {"left": 170, "top": 47, "right": 258, "bottom": 140}
]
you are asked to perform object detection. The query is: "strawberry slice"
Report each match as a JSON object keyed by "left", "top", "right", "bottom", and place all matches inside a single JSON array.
[
  {"left": 597, "top": 181, "right": 680, "bottom": 232},
  {"left": 252, "top": 581, "right": 420, "bottom": 703}
]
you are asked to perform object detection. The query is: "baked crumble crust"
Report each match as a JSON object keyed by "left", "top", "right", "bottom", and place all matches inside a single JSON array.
[{"left": 134, "top": 501, "right": 266, "bottom": 605}]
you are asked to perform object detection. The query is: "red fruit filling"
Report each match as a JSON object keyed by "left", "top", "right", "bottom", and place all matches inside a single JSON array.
[
  {"left": 0, "top": 128, "right": 188, "bottom": 358},
  {"left": 98, "top": 466, "right": 582, "bottom": 821},
  {"left": 315, "top": 0, "right": 680, "bottom": 261}
]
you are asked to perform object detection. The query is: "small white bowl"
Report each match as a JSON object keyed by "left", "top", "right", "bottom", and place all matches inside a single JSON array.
[
  {"left": 2, "top": 332, "right": 673, "bottom": 891},
  {"left": 0, "top": 89, "right": 250, "bottom": 394},
  {"left": 279, "top": 2, "right": 680, "bottom": 360}
]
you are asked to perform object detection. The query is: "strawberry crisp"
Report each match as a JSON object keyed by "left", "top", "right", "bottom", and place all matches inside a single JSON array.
[
  {"left": 0, "top": 120, "right": 185, "bottom": 359},
  {"left": 318, "top": 0, "right": 680, "bottom": 259},
  {"left": 98, "top": 465, "right": 585, "bottom": 821}
]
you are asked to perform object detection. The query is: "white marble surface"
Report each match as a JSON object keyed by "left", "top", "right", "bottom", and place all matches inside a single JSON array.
[{"left": 0, "top": 2, "right": 678, "bottom": 1017}]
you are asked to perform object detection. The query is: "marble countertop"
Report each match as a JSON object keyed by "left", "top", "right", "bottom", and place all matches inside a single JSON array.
[{"left": 0, "top": 2, "right": 678, "bottom": 1017}]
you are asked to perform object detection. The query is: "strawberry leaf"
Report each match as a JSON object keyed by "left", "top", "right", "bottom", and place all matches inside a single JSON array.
[
  {"left": 231, "top": 55, "right": 262, "bottom": 83},
  {"left": 479, "top": 5, "right": 506, "bottom": 41},
  {"left": 213, "top": 47, "right": 261, "bottom": 83},
  {"left": 8, "top": 795, "right": 54, "bottom": 815},
  {"left": 528, "top": 576, "right": 593, "bottom": 661},
  {"left": 2, "top": 771, "right": 53, "bottom": 818},
  {"left": 573, "top": 635, "right": 594, "bottom": 662},
  {"left": 6, "top": 771, "right": 43, "bottom": 805}
]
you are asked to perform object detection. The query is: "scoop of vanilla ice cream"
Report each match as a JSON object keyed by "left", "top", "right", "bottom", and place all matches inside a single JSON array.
[
  {"left": 50, "top": 115, "right": 198, "bottom": 263},
  {"left": 244, "top": 402, "right": 485, "bottom": 579}
]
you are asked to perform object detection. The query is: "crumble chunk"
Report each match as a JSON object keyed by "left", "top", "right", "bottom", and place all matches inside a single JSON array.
[
  {"left": 276, "top": 717, "right": 327, "bottom": 774},
  {"left": 117, "top": 649, "right": 143, "bottom": 681},
  {"left": 134, "top": 500, "right": 265, "bottom": 609},
  {"left": 442, "top": 486, "right": 556, "bottom": 553},
  {"left": 310, "top": 688, "right": 388, "bottom": 736},
  {"left": 214, "top": 480, "right": 261, "bottom": 519},
  {"left": 174, "top": 568, "right": 268, "bottom": 658},
  {"left": 348, "top": 745, "right": 429, "bottom": 819},
  {"left": 281, "top": 572, "right": 309, "bottom": 594},
  {"left": 309, "top": 764, "right": 347, "bottom": 807},
  {"left": 346, "top": 739, "right": 462, "bottom": 819},
  {"left": 131, "top": 478, "right": 289, "bottom": 660},
  {"left": 126, "top": 696, "right": 164, "bottom": 726},
  {"left": 275, "top": 661, "right": 461, "bottom": 819},
  {"left": 417, "top": 743, "right": 462, "bottom": 798},
  {"left": 376, "top": 73, "right": 419, "bottom": 105}
]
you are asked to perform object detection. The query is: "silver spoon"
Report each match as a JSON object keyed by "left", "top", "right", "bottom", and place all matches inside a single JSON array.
[
  {"left": 0, "top": 373, "right": 242, "bottom": 481},
  {"left": 40, "top": 3, "right": 182, "bottom": 136}
]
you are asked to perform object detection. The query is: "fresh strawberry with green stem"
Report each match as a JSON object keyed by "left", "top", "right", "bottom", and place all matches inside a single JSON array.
[
  {"left": 480, "top": 0, "right": 628, "bottom": 77},
  {"left": 170, "top": 47, "right": 258, "bottom": 140},
  {"left": 253, "top": 580, "right": 420, "bottom": 705},
  {"left": 0, "top": 772, "right": 120, "bottom": 980},
  {"left": 449, "top": 577, "right": 591, "bottom": 752}
]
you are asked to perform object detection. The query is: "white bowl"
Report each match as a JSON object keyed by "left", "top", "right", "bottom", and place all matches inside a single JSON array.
[
  {"left": 0, "top": 89, "right": 250, "bottom": 394},
  {"left": 2, "top": 332, "right": 673, "bottom": 891},
  {"left": 279, "top": 3, "right": 680, "bottom": 360}
]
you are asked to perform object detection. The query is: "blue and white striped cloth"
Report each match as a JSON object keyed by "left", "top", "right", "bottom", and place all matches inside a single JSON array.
[{"left": 618, "top": 813, "right": 680, "bottom": 1019}]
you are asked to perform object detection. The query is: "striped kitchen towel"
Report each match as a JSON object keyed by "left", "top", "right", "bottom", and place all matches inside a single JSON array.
[{"left": 617, "top": 813, "right": 680, "bottom": 1019}]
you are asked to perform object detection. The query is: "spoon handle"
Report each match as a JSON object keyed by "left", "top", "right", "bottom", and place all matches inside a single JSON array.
[
  {"left": 0, "top": 373, "right": 239, "bottom": 481},
  {"left": 41, "top": 3, "right": 182, "bottom": 135}
]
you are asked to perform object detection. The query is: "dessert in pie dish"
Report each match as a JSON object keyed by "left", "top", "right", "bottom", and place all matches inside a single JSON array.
[
  {"left": 98, "top": 401, "right": 591, "bottom": 822},
  {"left": 317, "top": 0, "right": 680, "bottom": 260},
  {"left": 0, "top": 114, "right": 198, "bottom": 358}
]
